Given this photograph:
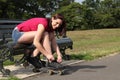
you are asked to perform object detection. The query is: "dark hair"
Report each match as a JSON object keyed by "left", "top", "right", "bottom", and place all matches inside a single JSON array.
[{"left": 49, "top": 13, "right": 66, "bottom": 36}]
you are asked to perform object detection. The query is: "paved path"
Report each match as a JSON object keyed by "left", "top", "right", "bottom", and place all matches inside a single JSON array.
[
  {"left": 23, "top": 53, "right": 120, "bottom": 80},
  {"left": 0, "top": 60, "right": 83, "bottom": 79}
]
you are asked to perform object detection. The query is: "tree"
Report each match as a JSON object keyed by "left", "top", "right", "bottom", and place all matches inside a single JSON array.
[
  {"left": 0, "top": 0, "right": 73, "bottom": 19},
  {"left": 54, "top": 2, "right": 83, "bottom": 30},
  {"left": 96, "top": 0, "right": 120, "bottom": 28},
  {"left": 0, "top": 0, "right": 45, "bottom": 19},
  {"left": 81, "top": 0, "right": 120, "bottom": 29}
]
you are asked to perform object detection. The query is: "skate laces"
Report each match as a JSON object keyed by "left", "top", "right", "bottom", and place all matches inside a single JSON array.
[{"left": 47, "top": 60, "right": 63, "bottom": 69}]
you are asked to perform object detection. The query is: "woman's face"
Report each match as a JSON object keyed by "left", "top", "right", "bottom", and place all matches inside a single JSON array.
[{"left": 51, "top": 17, "right": 62, "bottom": 30}]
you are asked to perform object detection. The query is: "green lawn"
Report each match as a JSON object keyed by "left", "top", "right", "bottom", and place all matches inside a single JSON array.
[{"left": 66, "top": 29, "right": 120, "bottom": 60}]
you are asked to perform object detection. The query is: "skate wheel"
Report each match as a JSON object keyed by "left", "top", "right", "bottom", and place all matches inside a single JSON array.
[
  {"left": 58, "top": 70, "right": 63, "bottom": 75},
  {"left": 48, "top": 70, "right": 53, "bottom": 75}
]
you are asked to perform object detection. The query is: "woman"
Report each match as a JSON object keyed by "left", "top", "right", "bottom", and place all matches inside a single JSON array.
[{"left": 12, "top": 14, "right": 66, "bottom": 69}]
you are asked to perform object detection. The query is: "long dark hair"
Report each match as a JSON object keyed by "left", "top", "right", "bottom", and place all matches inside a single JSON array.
[{"left": 48, "top": 13, "right": 66, "bottom": 36}]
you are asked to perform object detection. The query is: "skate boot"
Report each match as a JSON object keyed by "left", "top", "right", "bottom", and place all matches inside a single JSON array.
[
  {"left": 41, "top": 60, "right": 46, "bottom": 67},
  {"left": 26, "top": 56, "right": 43, "bottom": 72},
  {"left": 46, "top": 60, "right": 66, "bottom": 75},
  {"left": 47, "top": 60, "right": 63, "bottom": 69}
]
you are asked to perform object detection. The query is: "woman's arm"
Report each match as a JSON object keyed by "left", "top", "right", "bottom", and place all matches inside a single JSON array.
[{"left": 50, "top": 32, "right": 62, "bottom": 63}]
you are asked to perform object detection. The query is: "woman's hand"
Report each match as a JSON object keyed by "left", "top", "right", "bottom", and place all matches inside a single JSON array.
[
  {"left": 46, "top": 54, "right": 55, "bottom": 62},
  {"left": 57, "top": 55, "right": 62, "bottom": 63}
]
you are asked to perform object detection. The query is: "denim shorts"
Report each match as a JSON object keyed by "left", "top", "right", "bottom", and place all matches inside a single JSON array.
[{"left": 12, "top": 27, "right": 24, "bottom": 43}]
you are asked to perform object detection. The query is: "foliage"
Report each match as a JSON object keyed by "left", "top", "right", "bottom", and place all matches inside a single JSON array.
[
  {"left": 0, "top": 0, "right": 120, "bottom": 29},
  {"left": 54, "top": 0, "right": 120, "bottom": 30},
  {"left": 54, "top": 2, "right": 83, "bottom": 30},
  {"left": 0, "top": 0, "right": 73, "bottom": 19},
  {"left": 81, "top": 0, "right": 120, "bottom": 29}
]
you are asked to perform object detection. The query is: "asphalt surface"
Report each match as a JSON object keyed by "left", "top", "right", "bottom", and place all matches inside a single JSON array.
[{"left": 23, "top": 53, "right": 120, "bottom": 80}]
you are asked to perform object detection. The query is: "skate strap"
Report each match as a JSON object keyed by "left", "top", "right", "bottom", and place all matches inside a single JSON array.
[{"left": 46, "top": 60, "right": 64, "bottom": 69}]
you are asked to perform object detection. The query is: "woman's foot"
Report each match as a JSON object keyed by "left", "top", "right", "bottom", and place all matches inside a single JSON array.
[{"left": 26, "top": 56, "right": 42, "bottom": 69}]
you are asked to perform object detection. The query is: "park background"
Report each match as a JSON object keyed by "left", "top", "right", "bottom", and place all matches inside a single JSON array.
[
  {"left": 0, "top": 0, "right": 120, "bottom": 79},
  {"left": 0, "top": 0, "right": 120, "bottom": 61}
]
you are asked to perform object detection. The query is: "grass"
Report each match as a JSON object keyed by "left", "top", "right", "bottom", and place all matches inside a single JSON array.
[
  {"left": 66, "top": 29, "right": 120, "bottom": 60},
  {"left": 0, "top": 76, "right": 20, "bottom": 80}
]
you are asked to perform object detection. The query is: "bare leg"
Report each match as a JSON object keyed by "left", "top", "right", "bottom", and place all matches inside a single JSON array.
[
  {"left": 42, "top": 32, "right": 53, "bottom": 55},
  {"left": 17, "top": 31, "right": 39, "bottom": 56},
  {"left": 18, "top": 31, "right": 37, "bottom": 43},
  {"left": 18, "top": 31, "right": 53, "bottom": 60},
  {"left": 32, "top": 48, "right": 39, "bottom": 57},
  {"left": 18, "top": 31, "right": 44, "bottom": 68},
  {"left": 32, "top": 32, "right": 53, "bottom": 58}
]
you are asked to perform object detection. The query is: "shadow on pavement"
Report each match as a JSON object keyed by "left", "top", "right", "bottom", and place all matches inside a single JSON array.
[{"left": 64, "top": 64, "right": 106, "bottom": 75}]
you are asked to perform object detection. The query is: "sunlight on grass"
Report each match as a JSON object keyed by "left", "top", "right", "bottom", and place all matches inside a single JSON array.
[
  {"left": 66, "top": 29, "right": 120, "bottom": 60},
  {"left": 0, "top": 76, "right": 20, "bottom": 80}
]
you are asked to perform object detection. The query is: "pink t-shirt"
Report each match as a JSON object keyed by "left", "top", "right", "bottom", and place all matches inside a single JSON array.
[{"left": 17, "top": 18, "right": 53, "bottom": 32}]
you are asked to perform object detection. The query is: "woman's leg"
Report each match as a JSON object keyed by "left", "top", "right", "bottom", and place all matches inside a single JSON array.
[
  {"left": 42, "top": 32, "right": 53, "bottom": 58},
  {"left": 32, "top": 48, "right": 39, "bottom": 57},
  {"left": 19, "top": 31, "right": 53, "bottom": 60},
  {"left": 43, "top": 32, "right": 52, "bottom": 54},
  {"left": 18, "top": 31, "right": 52, "bottom": 56},
  {"left": 18, "top": 31, "right": 42, "bottom": 69},
  {"left": 32, "top": 32, "right": 53, "bottom": 57},
  {"left": 29, "top": 32, "right": 53, "bottom": 68},
  {"left": 18, "top": 31, "right": 37, "bottom": 43}
]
